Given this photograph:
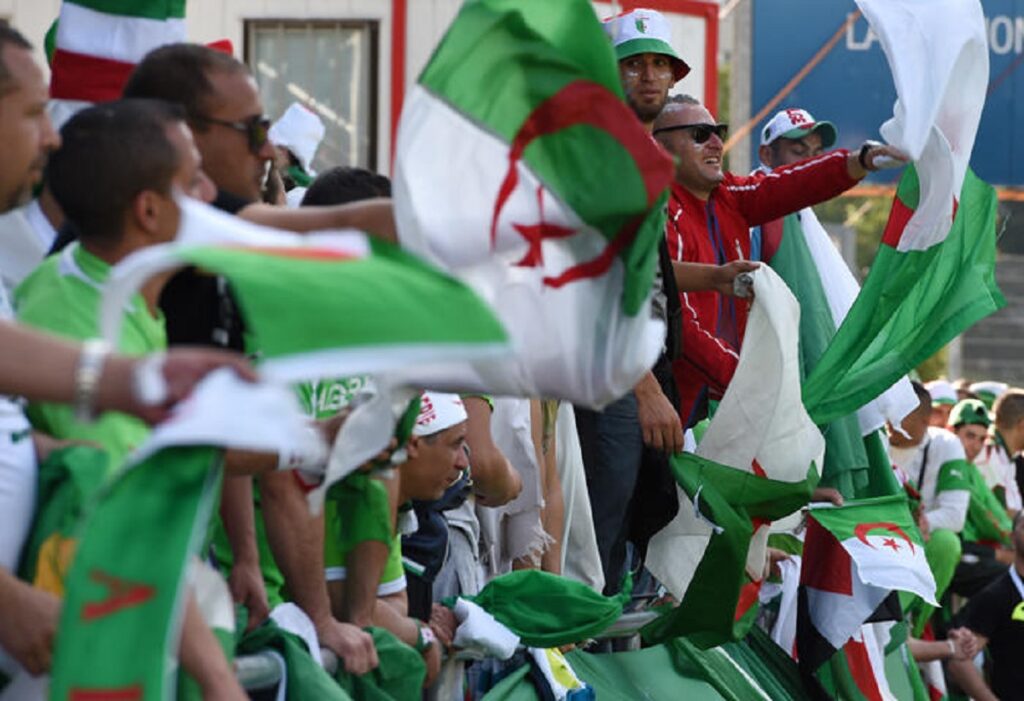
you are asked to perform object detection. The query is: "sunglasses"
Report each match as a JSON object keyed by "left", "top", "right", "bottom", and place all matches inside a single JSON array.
[
  {"left": 193, "top": 113, "right": 271, "bottom": 153},
  {"left": 652, "top": 122, "right": 729, "bottom": 144}
]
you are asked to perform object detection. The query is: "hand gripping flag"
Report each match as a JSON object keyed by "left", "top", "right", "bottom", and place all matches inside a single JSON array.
[
  {"left": 643, "top": 266, "right": 824, "bottom": 647},
  {"left": 803, "top": 0, "right": 1003, "bottom": 427},
  {"left": 393, "top": 0, "right": 674, "bottom": 408}
]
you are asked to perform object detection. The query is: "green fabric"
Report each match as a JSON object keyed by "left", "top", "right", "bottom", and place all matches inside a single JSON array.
[
  {"left": 882, "top": 623, "right": 931, "bottom": 701},
  {"left": 173, "top": 241, "right": 508, "bottom": 367},
  {"left": 910, "top": 527, "right": 960, "bottom": 637},
  {"left": 50, "top": 447, "right": 223, "bottom": 700},
  {"left": 296, "top": 376, "right": 371, "bottom": 419},
  {"left": 962, "top": 463, "right": 1013, "bottom": 545},
  {"left": 67, "top": 0, "right": 187, "bottom": 20},
  {"left": 238, "top": 621, "right": 353, "bottom": 701},
  {"left": 323, "top": 473, "right": 394, "bottom": 569},
  {"left": 642, "top": 452, "right": 817, "bottom": 647},
  {"left": 380, "top": 533, "right": 404, "bottom": 586},
  {"left": 17, "top": 445, "right": 108, "bottom": 583},
  {"left": 612, "top": 36, "right": 683, "bottom": 64},
  {"left": 334, "top": 626, "right": 425, "bottom": 700},
  {"left": 418, "top": 0, "right": 672, "bottom": 314},
  {"left": 286, "top": 164, "right": 314, "bottom": 188},
  {"left": 857, "top": 430, "right": 905, "bottom": 499},
  {"left": 480, "top": 665, "right": 535, "bottom": 701},
  {"left": 44, "top": 19, "right": 58, "bottom": 65},
  {"left": 949, "top": 399, "right": 990, "bottom": 428},
  {"left": 210, "top": 483, "right": 287, "bottom": 610},
  {"left": 935, "top": 459, "right": 971, "bottom": 493},
  {"left": 16, "top": 243, "right": 166, "bottom": 474},
  {"left": 464, "top": 570, "right": 628, "bottom": 648},
  {"left": 803, "top": 167, "right": 1004, "bottom": 427},
  {"left": 768, "top": 212, "right": 870, "bottom": 499}
]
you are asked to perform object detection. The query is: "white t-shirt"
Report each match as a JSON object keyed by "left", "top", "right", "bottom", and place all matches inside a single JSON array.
[{"left": 889, "top": 427, "right": 969, "bottom": 532}]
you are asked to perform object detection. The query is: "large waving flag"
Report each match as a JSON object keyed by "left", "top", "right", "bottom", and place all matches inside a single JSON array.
[
  {"left": 49, "top": 0, "right": 187, "bottom": 126},
  {"left": 643, "top": 267, "right": 824, "bottom": 647},
  {"left": 393, "top": 0, "right": 674, "bottom": 408},
  {"left": 50, "top": 370, "right": 320, "bottom": 700},
  {"left": 100, "top": 200, "right": 510, "bottom": 384},
  {"left": 803, "top": 0, "right": 1003, "bottom": 426}
]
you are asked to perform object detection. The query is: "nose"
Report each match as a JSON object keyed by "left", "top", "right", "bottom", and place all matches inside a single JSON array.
[
  {"left": 455, "top": 443, "right": 470, "bottom": 470},
  {"left": 257, "top": 137, "right": 276, "bottom": 162},
  {"left": 41, "top": 112, "right": 61, "bottom": 152}
]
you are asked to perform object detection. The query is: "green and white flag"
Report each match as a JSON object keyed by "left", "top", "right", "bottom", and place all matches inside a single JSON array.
[
  {"left": 393, "top": 0, "right": 674, "bottom": 408},
  {"left": 803, "top": 0, "right": 1003, "bottom": 426},
  {"left": 644, "top": 266, "right": 823, "bottom": 647},
  {"left": 101, "top": 199, "right": 511, "bottom": 385}
]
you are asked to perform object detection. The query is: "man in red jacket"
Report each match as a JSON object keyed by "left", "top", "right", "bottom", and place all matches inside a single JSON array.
[{"left": 654, "top": 95, "right": 905, "bottom": 426}]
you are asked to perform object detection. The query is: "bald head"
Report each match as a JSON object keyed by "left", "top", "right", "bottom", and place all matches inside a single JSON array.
[{"left": 652, "top": 97, "right": 724, "bottom": 200}]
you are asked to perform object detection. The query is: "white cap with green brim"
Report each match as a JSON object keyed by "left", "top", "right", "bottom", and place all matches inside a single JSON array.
[
  {"left": 761, "top": 108, "right": 837, "bottom": 149},
  {"left": 925, "top": 379, "right": 957, "bottom": 406},
  {"left": 602, "top": 9, "right": 690, "bottom": 82},
  {"left": 969, "top": 381, "right": 1009, "bottom": 410}
]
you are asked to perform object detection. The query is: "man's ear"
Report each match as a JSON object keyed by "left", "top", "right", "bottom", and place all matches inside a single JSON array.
[
  {"left": 405, "top": 435, "right": 421, "bottom": 460},
  {"left": 131, "top": 189, "right": 162, "bottom": 235},
  {"left": 758, "top": 144, "right": 773, "bottom": 169}
]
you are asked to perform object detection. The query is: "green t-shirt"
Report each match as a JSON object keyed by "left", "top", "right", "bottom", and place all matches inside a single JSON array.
[{"left": 15, "top": 243, "right": 166, "bottom": 473}]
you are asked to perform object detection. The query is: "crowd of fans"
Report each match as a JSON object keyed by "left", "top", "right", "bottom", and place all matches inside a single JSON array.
[{"left": 0, "top": 6, "right": 1019, "bottom": 701}]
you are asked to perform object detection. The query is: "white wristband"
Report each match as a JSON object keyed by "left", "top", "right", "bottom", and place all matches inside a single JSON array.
[
  {"left": 74, "top": 339, "right": 111, "bottom": 422},
  {"left": 132, "top": 353, "right": 169, "bottom": 407}
]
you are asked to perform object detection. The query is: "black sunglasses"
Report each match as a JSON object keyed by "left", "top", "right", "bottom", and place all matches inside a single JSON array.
[
  {"left": 652, "top": 122, "right": 729, "bottom": 144},
  {"left": 193, "top": 113, "right": 272, "bottom": 153}
]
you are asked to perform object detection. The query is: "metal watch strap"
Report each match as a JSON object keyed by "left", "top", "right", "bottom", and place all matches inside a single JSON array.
[{"left": 74, "top": 339, "right": 111, "bottom": 422}]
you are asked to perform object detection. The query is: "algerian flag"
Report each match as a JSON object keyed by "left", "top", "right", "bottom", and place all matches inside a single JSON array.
[
  {"left": 643, "top": 266, "right": 823, "bottom": 647},
  {"left": 797, "top": 496, "right": 936, "bottom": 674},
  {"left": 100, "top": 198, "right": 510, "bottom": 507},
  {"left": 100, "top": 200, "right": 510, "bottom": 384},
  {"left": 49, "top": 0, "right": 187, "bottom": 126},
  {"left": 393, "top": 0, "right": 674, "bottom": 408},
  {"left": 803, "top": 0, "right": 1003, "bottom": 426},
  {"left": 50, "top": 369, "right": 330, "bottom": 699}
]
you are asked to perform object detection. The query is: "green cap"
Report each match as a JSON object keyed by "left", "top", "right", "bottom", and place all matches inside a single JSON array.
[
  {"left": 602, "top": 9, "right": 691, "bottom": 82},
  {"left": 949, "top": 399, "right": 991, "bottom": 428}
]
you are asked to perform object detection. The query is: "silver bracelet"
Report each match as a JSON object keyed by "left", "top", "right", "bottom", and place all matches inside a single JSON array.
[{"left": 74, "top": 339, "right": 111, "bottom": 422}]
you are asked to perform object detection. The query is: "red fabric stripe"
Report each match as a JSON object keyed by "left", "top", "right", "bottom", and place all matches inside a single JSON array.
[
  {"left": 880, "top": 194, "right": 915, "bottom": 248},
  {"left": 844, "top": 637, "right": 885, "bottom": 701},
  {"left": 50, "top": 49, "right": 135, "bottom": 102},
  {"left": 734, "top": 580, "right": 762, "bottom": 621},
  {"left": 800, "top": 516, "right": 853, "bottom": 595}
]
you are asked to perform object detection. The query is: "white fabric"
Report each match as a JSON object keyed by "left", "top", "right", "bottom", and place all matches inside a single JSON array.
[
  {"left": 888, "top": 426, "right": 970, "bottom": 532},
  {"left": 269, "top": 103, "right": 325, "bottom": 174},
  {"left": 601, "top": 9, "right": 675, "bottom": 49},
  {"left": 646, "top": 266, "right": 825, "bottom": 598},
  {"left": 554, "top": 403, "right": 604, "bottom": 593},
  {"left": 760, "top": 108, "right": 831, "bottom": 147},
  {"left": 56, "top": 3, "right": 185, "bottom": 64},
  {"left": 0, "top": 205, "right": 49, "bottom": 304},
  {"left": 394, "top": 86, "right": 664, "bottom": 409},
  {"left": 856, "top": 0, "right": 987, "bottom": 252},
  {"left": 413, "top": 392, "right": 467, "bottom": 436},
  {"left": 974, "top": 440, "right": 1023, "bottom": 511},
  {"left": 853, "top": 624, "right": 898, "bottom": 701},
  {"left": 128, "top": 368, "right": 323, "bottom": 467},
  {"left": 0, "top": 669, "right": 46, "bottom": 700},
  {"left": 925, "top": 379, "right": 958, "bottom": 405},
  {"left": 768, "top": 555, "right": 801, "bottom": 658},
  {"left": 285, "top": 187, "right": 307, "bottom": 209},
  {"left": 270, "top": 602, "right": 323, "bottom": 667},
  {"left": 452, "top": 598, "right": 519, "bottom": 660},
  {"left": 970, "top": 381, "right": 1008, "bottom": 401},
  {"left": 22, "top": 200, "right": 57, "bottom": 251},
  {"left": 0, "top": 432, "right": 36, "bottom": 572},
  {"left": 791, "top": 206, "right": 918, "bottom": 435}
]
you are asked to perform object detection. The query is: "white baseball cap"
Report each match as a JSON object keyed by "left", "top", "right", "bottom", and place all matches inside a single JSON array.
[
  {"left": 760, "top": 108, "right": 837, "bottom": 148},
  {"left": 269, "top": 102, "right": 325, "bottom": 175},
  {"left": 602, "top": 9, "right": 690, "bottom": 82}
]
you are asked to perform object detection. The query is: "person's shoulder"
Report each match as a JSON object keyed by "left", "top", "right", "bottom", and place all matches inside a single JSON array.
[
  {"left": 930, "top": 426, "right": 967, "bottom": 459},
  {"left": 15, "top": 254, "right": 95, "bottom": 337},
  {"left": 972, "top": 568, "right": 1016, "bottom": 607}
]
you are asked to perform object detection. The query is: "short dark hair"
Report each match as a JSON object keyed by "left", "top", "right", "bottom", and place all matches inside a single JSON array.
[
  {"left": 0, "top": 24, "right": 33, "bottom": 94},
  {"left": 48, "top": 99, "right": 185, "bottom": 243},
  {"left": 301, "top": 167, "right": 391, "bottom": 206},
  {"left": 666, "top": 94, "right": 700, "bottom": 106},
  {"left": 911, "top": 380, "right": 932, "bottom": 414},
  {"left": 122, "top": 43, "right": 247, "bottom": 127}
]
